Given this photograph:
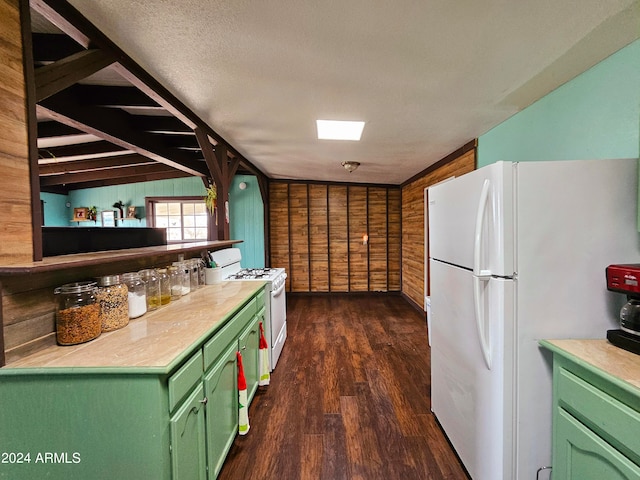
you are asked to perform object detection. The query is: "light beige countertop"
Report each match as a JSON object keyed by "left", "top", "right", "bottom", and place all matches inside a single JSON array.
[
  {"left": 1, "top": 281, "right": 265, "bottom": 373},
  {"left": 542, "top": 339, "right": 640, "bottom": 390}
]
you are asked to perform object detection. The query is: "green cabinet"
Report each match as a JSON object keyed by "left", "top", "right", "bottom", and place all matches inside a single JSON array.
[
  {"left": 204, "top": 343, "right": 238, "bottom": 479},
  {"left": 170, "top": 384, "right": 207, "bottom": 480},
  {"left": 541, "top": 340, "right": 640, "bottom": 480},
  {"left": 0, "top": 284, "right": 266, "bottom": 480}
]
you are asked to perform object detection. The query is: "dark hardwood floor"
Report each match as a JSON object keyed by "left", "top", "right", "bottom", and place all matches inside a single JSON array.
[{"left": 218, "top": 294, "right": 468, "bottom": 480}]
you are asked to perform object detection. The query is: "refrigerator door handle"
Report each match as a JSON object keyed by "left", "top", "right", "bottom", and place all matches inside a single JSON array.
[
  {"left": 473, "top": 179, "right": 492, "bottom": 279},
  {"left": 473, "top": 275, "right": 492, "bottom": 369}
]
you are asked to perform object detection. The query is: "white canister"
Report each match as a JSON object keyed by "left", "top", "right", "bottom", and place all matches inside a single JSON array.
[{"left": 205, "top": 267, "right": 223, "bottom": 285}]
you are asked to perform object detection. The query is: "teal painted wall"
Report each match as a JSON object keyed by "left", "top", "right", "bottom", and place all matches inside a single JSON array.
[
  {"left": 41, "top": 192, "right": 69, "bottom": 226},
  {"left": 477, "top": 39, "right": 640, "bottom": 167},
  {"left": 229, "top": 175, "right": 265, "bottom": 268},
  {"left": 53, "top": 177, "right": 207, "bottom": 227}
]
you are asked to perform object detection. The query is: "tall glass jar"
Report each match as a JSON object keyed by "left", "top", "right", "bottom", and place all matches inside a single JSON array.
[
  {"left": 54, "top": 281, "right": 101, "bottom": 345},
  {"left": 167, "top": 265, "right": 183, "bottom": 301},
  {"left": 138, "top": 269, "right": 160, "bottom": 311},
  {"left": 188, "top": 259, "right": 199, "bottom": 291},
  {"left": 121, "top": 272, "right": 147, "bottom": 319},
  {"left": 156, "top": 268, "right": 171, "bottom": 305},
  {"left": 197, "top": 258, "right": 206, "bottom": 287},
  {"left": 95, "top": 275, "right": 129, "bottom": 332},
  {"left": 173, "top": 261, "right": 191, "bottom": 296}
]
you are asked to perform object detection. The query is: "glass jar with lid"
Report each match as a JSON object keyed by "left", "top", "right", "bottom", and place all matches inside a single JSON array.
[
  {"left": 167, "top": 265, "right": 183, "bottom": 301},
  {"left": 121, "top": 272, "right": 147, "bottom": 319},
  {"left": 54, "top": 281, "right": 102, "bottom": 345},
  {"left": 95, "top": 274, "right": 129, "bottom": 332},
  {"left": 156, "top": 268, "right": 171, "bottom": 306},
  {"left": 138, "top": 269, "right": 160, "bottom": 311}
]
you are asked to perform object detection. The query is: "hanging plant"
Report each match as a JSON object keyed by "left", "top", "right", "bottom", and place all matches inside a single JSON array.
[{"left": 204, "top": 184, "right": 217, "bottom": 215}]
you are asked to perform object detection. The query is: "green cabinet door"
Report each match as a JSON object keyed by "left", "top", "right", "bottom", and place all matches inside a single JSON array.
[
  {"left": 555, "top": 408, "right": 640, "bottom": 480},
  {"left": 204, "top": 343, "right": 238, "bottom": 479},
  {"left": 170, "top": 384, "right": 207, "bottom": 480},
  {"left": 238, "top": 310, "right": 261, "bottom": 403}
]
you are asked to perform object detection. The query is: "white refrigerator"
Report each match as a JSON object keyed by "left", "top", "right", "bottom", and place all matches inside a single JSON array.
[{"left": 427, "top": 158, "right": 640, "bottom": 480}]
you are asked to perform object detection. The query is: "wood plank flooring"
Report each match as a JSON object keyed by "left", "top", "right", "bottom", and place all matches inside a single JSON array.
[{"left": 218, "top": 294, "right": 468, "bottom": 480}]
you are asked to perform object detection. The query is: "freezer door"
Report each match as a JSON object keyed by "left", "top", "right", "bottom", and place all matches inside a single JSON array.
[
  {"left": 428, "top": 161, "right": 514, "bottom": 277},
  {"left": 430, "top": 259, "right": 514, "bottom": 480}
]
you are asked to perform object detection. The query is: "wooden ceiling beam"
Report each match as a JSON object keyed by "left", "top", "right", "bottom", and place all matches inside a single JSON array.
[
  {"left": 58, "top": 170, "right": 194, "bottom": 191},
  {"left": 37, "top": 90, "right": 208, "bottom": 177},
  {"left": 31, "top": 0, "right": 262, "bottom": 175},
  {"left": 39, "top": 154, "right": 154, "bottom": 175},
  {"left": 35, "top": 48, "right": 116, "bottom": 102},
  {"left": 38, "top": 139, "right": 126, "bottom": 159},
  {"left": 40, "top": 162, "right": 183, "bottom": 186}
]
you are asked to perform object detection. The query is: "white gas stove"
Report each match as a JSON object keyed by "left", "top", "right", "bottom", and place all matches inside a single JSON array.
[{"left": 209, "top": 248, "right": 287, "bottom": 370}]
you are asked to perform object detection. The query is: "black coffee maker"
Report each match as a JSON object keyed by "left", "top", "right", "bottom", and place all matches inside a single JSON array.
[{"left": 606, "top": 264, "right": 640, "bottom": 354}]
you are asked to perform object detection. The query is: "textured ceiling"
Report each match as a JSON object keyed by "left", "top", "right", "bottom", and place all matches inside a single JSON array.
[{"left": 66, "top": 0, "right": 640, "bottom": 185}]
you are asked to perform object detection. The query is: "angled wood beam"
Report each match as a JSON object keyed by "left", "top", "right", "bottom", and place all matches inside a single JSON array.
[
  {"left": 35, "top": 48, "right": 116, "bottom": 102},
  {"left": 195, "top": 127, "right": 222, "bottom": 184},
  {"left": 37, "top": 90, "right": 208, "bottom": 177},
  {"left": 31, "top": 0, "right": 91, "bottom": 48}
]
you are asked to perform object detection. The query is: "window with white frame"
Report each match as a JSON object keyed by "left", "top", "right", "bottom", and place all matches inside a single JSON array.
[{"left": 147, "top": 197, "right": 209, "bottom": 242}]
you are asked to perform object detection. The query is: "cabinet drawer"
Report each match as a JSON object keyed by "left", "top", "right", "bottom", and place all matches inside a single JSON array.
[
  {"left": 168, "top": 349, "right": 203, "bottom": 412},
  {"left": 558, "top": 367, "right": 640, "bottom": 464},
  {"left": 204, "top": 297, "right": 256, "bottom": 370}
]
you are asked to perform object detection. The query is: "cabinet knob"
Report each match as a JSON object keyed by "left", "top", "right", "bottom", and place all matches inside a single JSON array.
[
  {"left": 241, "top": 345, "right": 246, "bottom": 350},
  {"left": 199, "top": 397, "right": 208, "bottom": 405}
]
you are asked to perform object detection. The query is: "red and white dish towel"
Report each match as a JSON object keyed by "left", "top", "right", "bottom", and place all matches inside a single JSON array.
[
  {"left": 237, "top": 351, "right": 250, "bottom": 435},
  {"left": 259, "top": 322, "right": 270, "bottom": 386}
]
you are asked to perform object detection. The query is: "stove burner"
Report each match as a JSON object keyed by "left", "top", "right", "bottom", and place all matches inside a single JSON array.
[{"left": 228, "top": 268, "right": 279, "bottom": 280}]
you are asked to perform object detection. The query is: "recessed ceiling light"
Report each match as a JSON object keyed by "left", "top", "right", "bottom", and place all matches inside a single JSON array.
[{"left": 316, "top": 120, "right": 365, "bottom": 141}]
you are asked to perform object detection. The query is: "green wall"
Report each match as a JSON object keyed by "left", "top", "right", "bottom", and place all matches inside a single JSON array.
[
  {"left": 477, "top": 39, "right": 640, "bottom": 167},
  {"left": 41, "top": 191, "right": 69, "bottom": 226},
  {"left": 229, "top": 175, "right": 265, "bottom": 268}
]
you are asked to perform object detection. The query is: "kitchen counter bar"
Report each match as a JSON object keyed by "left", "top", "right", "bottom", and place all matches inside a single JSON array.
[
  {"left": 1, "top": 281, "right": 264, "bottom": 373},
  {"left": 0, "top": 240, "right": 241, "bottom": 274},
  {"left": 541, "top": 339, "right": 640, "bottom": 390}
]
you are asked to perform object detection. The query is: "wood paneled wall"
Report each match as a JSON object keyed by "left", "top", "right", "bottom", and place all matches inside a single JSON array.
[
  {"left": 401, "top": 146, "right": 476, "bottom": 310},
  {"left": 269, "top": 182, "right": 401, "bottom": 293},
  {"left": 0, "top": 0, "right": 33, "bottom": 265}
]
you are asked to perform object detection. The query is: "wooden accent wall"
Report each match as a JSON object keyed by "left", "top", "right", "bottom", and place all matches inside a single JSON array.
[
  {"left": 269, "top": 182, "right": 401, "bottom": 293},
  {"left": 401, "top": 146, "right": 476, "bottom": 310},
  {"left": 0, "top": 0, "right": 33, "bottom": 265}
]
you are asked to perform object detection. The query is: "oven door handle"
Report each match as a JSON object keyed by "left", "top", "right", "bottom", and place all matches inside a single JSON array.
[{"left": 272, "top": 280, "right": 286, "bottom": 298}]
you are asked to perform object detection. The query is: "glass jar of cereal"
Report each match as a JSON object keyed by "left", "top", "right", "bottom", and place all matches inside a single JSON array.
[
  {"left": 54, "top": 281, "right": 101, "bottom": 345},
  {"left": 95, "top": 275, "right": 129, "bottom": 332}
]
